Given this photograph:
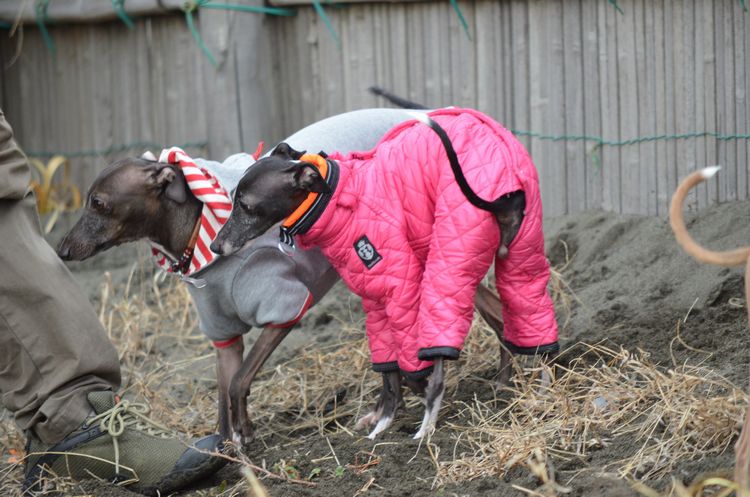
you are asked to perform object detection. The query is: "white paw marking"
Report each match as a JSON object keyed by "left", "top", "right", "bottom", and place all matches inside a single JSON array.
[
  {"left": 413, "top": 390, "right": 444, "bottom": 440},
  {"left": 366, "top": 415, "right": 392, "bottom": 440}
]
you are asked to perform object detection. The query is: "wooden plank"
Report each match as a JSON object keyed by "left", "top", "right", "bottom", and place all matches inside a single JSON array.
[
  {"left": 135, "top": 18, "right": 156, "bottom": 154},
  {"left": 701, "top": 0, "right": 718, "bottom": 206},
  {"left": 528, "top": 0, "right": 566, "bottom": 216},
  {"left": 723, "top": 0, "right": 737, "bottom": 202},
  {"left": 673, "top": 0, "right": 697, "bottom": 210},
  {"left": 599, "top": 0, "right": 620, "bottom": 212},
  {"left": 234, "top": 8, "right": 280, "bottom": 150},
  {"left": 422, "top": 2, "right": 442, "bottom": 106},
  {"left": 386, "top": 3, "right": 410, "bottom": 109},
  {"left": 475, "top": 1, "right": 497, "bottom": 113},
  {"left": 371, "top": 4, "right": 391, "bottom": 108},
  {"left": 615, "top": 0, "right": 641, "bottom": 214},
  {"left": 89, "top": 23, "right": 114, "bottom": 169},
  {"left": 714, "top": 0, "right": 729, "bottom": 202},
  {"left": 499, "top": 0, "right": 513, "bottom": 120},
  {"left": 406, "top": 3, "right": 425, "bottom": 104},
  {"left": 197, "top": 8, "right": 241, "bottom": 159},
  {"left": 636, "top": 0, "right": 657, "bottom": 215},
  {"left": 733, "top": 0, "right": 746, "bottom": 201},
  {"left": 745, "top": 0, "right": 750, "bottom": 202},
  {"left": 581, "top": 0, "right": 602, "bottom": 210},
  {"left": 449, "top": 0, "right": 474, "bottom": 108},
  {"left": 354, "top": 5, "right": 377, "bottom": 110},
  {"left": 510, "top": 0, "right": 531, "bottom": 152},
  {"left": 662, "top": 0, "right": 678, "bottom": 209},
  {"left": 563, "top": 0, "right": 586, "bottom": 213},
  {"left": 652, "top": 0, "right": 669, "bottom": 215},
  {"left": 690, "top": 0, "right": 705, "bottom": 208}
]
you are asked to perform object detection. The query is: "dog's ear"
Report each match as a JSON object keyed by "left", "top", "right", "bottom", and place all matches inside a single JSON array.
[
  {"left": 293, "top": 163, "right": 331, "bottom": 193},
  {"left": 272, "top": 142, "right": 306, "bottom": 160},
  {"left": 149, "top": 164, "right": 188, "bottom": 203}
]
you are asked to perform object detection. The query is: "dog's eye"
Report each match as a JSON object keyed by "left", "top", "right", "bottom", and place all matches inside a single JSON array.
[
  {"left": 91, "top": 197, "right": 106, "bottom": 211},
  {"left": 239, "top": 201, "right": 262, "bottom": 217}
]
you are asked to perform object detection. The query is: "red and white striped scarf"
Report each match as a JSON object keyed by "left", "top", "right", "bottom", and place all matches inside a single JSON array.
[{"left": 151, "top": 147, "right": 233, "bottom": 275}]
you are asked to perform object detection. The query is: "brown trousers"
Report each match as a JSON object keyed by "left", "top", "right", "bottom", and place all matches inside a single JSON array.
[{"left": 0, "top": 109, "right": 120, "bottom": 445}]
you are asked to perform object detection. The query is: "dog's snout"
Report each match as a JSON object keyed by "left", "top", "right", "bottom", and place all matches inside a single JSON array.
[
  {"left": 209, "top": 240, "right": 224, "bottom": 255},
  {"left": 57, "top": 244, "right": 71, "bottom": 260}
]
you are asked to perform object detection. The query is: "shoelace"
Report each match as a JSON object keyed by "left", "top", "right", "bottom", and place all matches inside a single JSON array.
[{"left": 82, "top": 400, "right": 172, "bottom": 475}]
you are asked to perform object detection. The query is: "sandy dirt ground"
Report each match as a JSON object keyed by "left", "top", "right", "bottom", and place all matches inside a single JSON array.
[{"left": 1, "top": 200, "right": 749, "bottom": 497}]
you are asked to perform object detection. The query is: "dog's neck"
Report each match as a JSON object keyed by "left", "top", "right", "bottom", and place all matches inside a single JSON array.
[{"left": 149, "top": 192, "right": 204, "bottom": 261}]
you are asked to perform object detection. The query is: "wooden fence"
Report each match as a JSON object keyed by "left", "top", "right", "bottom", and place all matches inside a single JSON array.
[{"left": 0, "top": 0, "right": 748, "bottom": 217}]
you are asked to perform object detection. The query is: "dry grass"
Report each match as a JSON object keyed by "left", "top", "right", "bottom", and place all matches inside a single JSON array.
[
  {"left": 437, "top": 344, "right": 745, "bottom": 486},
  {"left": 0, "top": 258, "right": 747, "bottom": 497}
]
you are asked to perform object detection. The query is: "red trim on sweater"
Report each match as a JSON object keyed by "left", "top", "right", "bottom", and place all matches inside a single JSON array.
[
  {"left": 267, "top": 292, "right": 314, "bottom": 329},
  {"left": 212, "top": 336, "right": 242, "bottom": 349}
]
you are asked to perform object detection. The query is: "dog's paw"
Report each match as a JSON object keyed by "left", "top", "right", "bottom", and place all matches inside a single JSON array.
[
  {"left": 355, "top": 411, "right": 378, "bottom": 431},
  {"left": 413, "top": 424, "right": 435, "bottom": 440},
  {"left": 230, "top": 431, "right": 254, "bottom": 450},
  {"left": 366, "top": 415, "right": 393, "bottom": 440}
]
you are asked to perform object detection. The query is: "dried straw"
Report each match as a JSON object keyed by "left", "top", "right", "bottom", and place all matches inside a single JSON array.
[{"left": 0, "top": 257, "right": 746, "bottom": 497}]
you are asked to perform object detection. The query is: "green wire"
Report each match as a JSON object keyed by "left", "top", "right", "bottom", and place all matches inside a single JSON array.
[
  {"left": 512, "top": 130, "right": 750, "bottom": 146},
  {"left": 25, "top": 131, "right": 750, "bottom": 161},
  {"left": 112, "top": 0, "right": 135, "bottom": 29},
  {"left": 200, "top": 2, "right": 295, "bottom": 17},
  {"left": 183, "top": 1, "right": 299, "bottom": 66},
  {"left": 450, "top": 0, "right": 471, "bottom": 41},
  {"left": 184, "top": 2, "right": 218, "bottom": 67},
  {"left": 608, "top": 0, "right": 625, "bottom": 14},
  {"left": 740, "top": 0, "right": 748, "bottom": 12},
  {"left": 34, "top": 0, "right": 56, "bottom": 55},
  {"left": 312, "top": 0, "right": 340, "bottom": 49}
]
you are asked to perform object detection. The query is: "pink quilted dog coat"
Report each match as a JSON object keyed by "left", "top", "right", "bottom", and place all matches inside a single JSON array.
[{"left": 297, "top": 108, "right": 558, "bottom": 377}]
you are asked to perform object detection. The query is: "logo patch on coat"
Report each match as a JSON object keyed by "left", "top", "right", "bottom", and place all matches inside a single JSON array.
[{"left": 354, "top": 235, "right": 382, "bottom": 269}]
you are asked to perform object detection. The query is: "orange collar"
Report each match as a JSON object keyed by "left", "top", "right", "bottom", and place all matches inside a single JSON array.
[
  {"left": 282, "top": 153, "right": 330, "bottom": 229},
  {"left": 278, "top": 153, "right": 339, "bottom": 251}
]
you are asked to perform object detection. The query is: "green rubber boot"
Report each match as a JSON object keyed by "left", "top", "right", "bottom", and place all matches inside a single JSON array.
[{"left": 23, "top": 391, "right": 226, "bottom": 496}]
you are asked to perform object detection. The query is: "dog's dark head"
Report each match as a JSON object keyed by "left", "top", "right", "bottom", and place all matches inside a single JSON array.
[
  {"left": 57, "top": 157, "right": 190, "bottom": 261},
  {"left": 211, "top": 143, "right": 331, "bottom": 256}
]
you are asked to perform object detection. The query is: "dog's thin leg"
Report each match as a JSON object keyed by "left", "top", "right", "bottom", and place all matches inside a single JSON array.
[
  {"left": 474, "top": 284, "right": 515, "bottom": 387},
  {"left": 539, "top": 351, "right": 558, "bottom": 389},
  {"left": 229, "top": 326, "right": 292, "bottom": 446},
  {"left": 414, "top": 358, "right": 445, "bottom": 440},
  {"left": 216, "top": 340, "right": 245, "bottom": 441},
  {"left": 355, "top": 371, "right": 403, "bottom": 439},
  {"left": 497, "top": 346, "right": 513, "bottom": 388}
]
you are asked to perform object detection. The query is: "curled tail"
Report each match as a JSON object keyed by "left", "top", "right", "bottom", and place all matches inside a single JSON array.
[{"left": 670, "top": 166, "right": 750, "bottom": 267}]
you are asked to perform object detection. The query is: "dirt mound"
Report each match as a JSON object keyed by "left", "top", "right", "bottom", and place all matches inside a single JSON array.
[{"left": 1, "top": 201, "right": 749, "bottom": 497}]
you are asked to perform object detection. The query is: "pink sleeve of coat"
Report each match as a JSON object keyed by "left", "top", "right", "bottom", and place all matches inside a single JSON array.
[
  {"left": 401, "top": 190, "right": 499, "bottom": 371},
  {"left": 361, "top": 297, "right": 398, "bottom": 369}
]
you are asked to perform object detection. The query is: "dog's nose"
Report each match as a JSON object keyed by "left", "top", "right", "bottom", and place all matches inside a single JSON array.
[
  {"left": 209, "top": 240, "right": 224, "bottom": 255},
  {"left": 57, "top": 244, "right": 71, "bottom": 260}
]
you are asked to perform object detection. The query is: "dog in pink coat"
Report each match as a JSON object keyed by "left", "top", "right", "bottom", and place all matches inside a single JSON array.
[{"left": 213, "top": 108, "right": 559, "bottom": 439}]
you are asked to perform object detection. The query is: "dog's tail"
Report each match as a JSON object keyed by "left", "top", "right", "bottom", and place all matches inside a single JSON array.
[
  {"left": 410, "top": 112, "right": 517, "bottom": 213},
  {"left": 368, "top": 86, "right": 428, "bottom": 110},
  {"left": 670, "top": 166, "right": 750, "bottom": 267}
]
